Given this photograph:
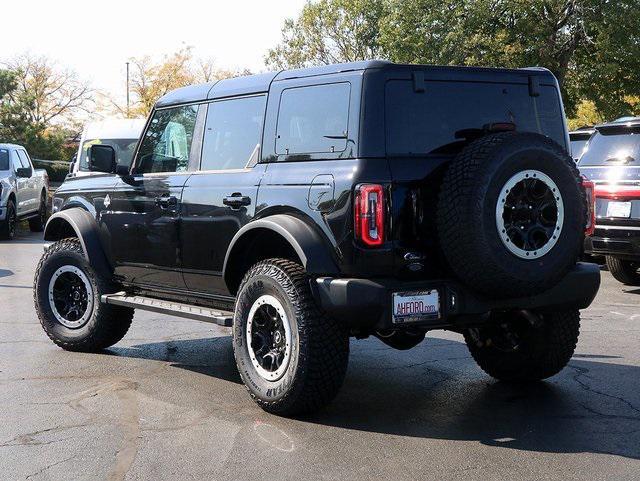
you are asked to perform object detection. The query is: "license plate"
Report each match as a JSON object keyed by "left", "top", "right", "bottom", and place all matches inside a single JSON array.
[
  {"left": 392, "top": 290, "right": 440, "bottom": 323},
  {"left": 607, "top": 201, "right": 632, "bottom": 218}
]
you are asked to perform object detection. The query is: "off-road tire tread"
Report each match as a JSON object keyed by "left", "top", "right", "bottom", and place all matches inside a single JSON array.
[
  {"left": 234, "top": 258, "right": 349, "bottom": 415},
  {"left": 33, "top": 238, "right": 134, "bottom": 352},
  {"left": 464, "top": 310, "right": 580, "bottom": 382}
]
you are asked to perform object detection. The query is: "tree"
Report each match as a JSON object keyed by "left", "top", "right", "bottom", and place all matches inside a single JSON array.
[
  {"left": 112, "top": 47, "right": 251, "bottom": 118},
  {"left": 0, "top": 56, "right": 88, "bottom": 160},
  {"left": 267, "top": 0, "right": 640, "bottom": 120},
  {"left": 265, "top": 0, "right": 385, "bottom": 69},
  {"left": 3, "top": 53, "right": 92, "bottom": 126}
]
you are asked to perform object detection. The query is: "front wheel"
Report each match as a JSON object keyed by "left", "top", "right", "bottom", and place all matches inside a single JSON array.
[
  {"left": 233, "top": 258, "right": 349, "bottom": 415},
  {"left": 606, "top": 256, "right": 640, "bottom": 286},
  {"left": 464, "top": 309, "right": 579, "bottom": 382},
  {"left": 0, "top": 199, "right": 17, "bottom": 240},
  {"left": 33, "top": 238, "right": 134, "bottom": 352}
]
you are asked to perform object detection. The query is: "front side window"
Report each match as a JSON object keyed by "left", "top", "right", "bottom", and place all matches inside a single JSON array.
[
  {"left": 0, "top": 149, "right": 9, "bottom": 170},
  {"left": 136, "top": 104, "right": 198, "bottom": 173},
  {"left": 11, "top": 151, "right": 23, "bottom": 171},
  {"left": 79, "top": 138, "right": 139, "bottom": 171},
  {"left": 276, "top": 83, "right": 350, "bottom": 156},
  {"left": 201, "top": 95, "right": 266, "bottom": 171},
  {"left": 16, "top": 150, "right": 31, "bottom": 168}
]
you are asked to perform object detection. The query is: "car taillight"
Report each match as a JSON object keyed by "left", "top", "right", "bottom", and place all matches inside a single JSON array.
[
  {"left": 354, "top": 184, "right": 385, "bottom": 246},
  {"left": 582, "top": 177, "right": 596, "bottom": 236}
]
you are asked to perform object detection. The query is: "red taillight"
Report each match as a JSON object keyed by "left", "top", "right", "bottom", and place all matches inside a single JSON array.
[
  {"left": 354, "top": 184, "right": 385, "bottom": 246},
  {"left": 582, "top": 177, "right": 596, "bottom": 236}
]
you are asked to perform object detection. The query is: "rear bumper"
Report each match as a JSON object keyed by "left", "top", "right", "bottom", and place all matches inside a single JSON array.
[
  {"left": 312, "top": 263, "right": 601, "bottom": 330},
  {"left": 584, "top": 226, "right": 640, "bottom": 260}
]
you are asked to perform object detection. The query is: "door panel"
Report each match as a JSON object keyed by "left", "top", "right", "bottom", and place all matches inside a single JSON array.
[
  {"left": 101, "top": 173, "right": 190, "bottom": 288},
  {"left": 10, "top": 151, "right": 28, "bottom": 215},
  {"left": 181, "top": 166, "right": 266, "bottom": 294}
]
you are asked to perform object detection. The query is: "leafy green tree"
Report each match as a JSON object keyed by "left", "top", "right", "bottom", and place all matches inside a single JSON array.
[
  {"left": 265, "top": 0, "right": 385, "bottom": 69},
  {"left": 0, "top": 55, "right": 89, "bottom": 160},
  {"left": 267, "top": 0, "right": 640, "bottom": 120}
]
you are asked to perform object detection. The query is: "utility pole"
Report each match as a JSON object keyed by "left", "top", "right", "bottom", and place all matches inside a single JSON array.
[{"left": 126, "top": 61, "right": 130, "bottom": 118}]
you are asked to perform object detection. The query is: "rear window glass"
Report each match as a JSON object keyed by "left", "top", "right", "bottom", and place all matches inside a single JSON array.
[
  {"left": 570, "top": 139, "right": 589, "bottom": 160},
  {"left": 385, "top": 80, "right": 565, "bottom": 155},
  {"left": 0, "top": 149, "right": 8, "bottom": 170},
  {"left": 276, "top": 83, "right": 350, "bottom": 156},
  {"left": 579, "top": 130, "right": 640, "bottom": 166}
]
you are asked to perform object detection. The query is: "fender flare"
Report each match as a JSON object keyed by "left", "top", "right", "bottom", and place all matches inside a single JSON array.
[
  {"left": 223, "top": 214, "right": 339, "bottom": 293},
  {"left": 44, "top": 208, "right": 112, "bottom": 278}
]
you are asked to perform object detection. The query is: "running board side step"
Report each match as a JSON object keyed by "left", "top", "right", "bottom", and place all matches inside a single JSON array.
[{"left": 101, "top": 292, "right": 233, "bottom": 327}]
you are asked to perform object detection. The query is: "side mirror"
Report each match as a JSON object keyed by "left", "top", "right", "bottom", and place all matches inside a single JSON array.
[
  {"left": 115, "top": 164, "right": 130, "bottom": 176},
  {"left": 16, "top": 167, "right": 32, "bottom": 178},
  {"left": 88, "top": 145, "right": 116, "bottom": 173}
]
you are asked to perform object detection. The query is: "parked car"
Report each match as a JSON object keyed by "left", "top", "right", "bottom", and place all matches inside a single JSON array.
[
  {"left": 0, "top": 144, "right": 49, "bottom": 240},
  {"left": 581, "top": 118, "right": 640, "bottom": 285},
  {"left": 569, "top": 127, "right": 594, "bottom": 161},
  {"left": 67, "top": 119, "right": 145, "bottom": 177},
  {"left": 34, "top": 61, "right": 599, "bottom": 415}
]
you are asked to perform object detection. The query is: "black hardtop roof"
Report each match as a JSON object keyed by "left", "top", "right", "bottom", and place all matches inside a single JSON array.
[{"left": 155, "top": 60, "right": 556, "bottom": 108}]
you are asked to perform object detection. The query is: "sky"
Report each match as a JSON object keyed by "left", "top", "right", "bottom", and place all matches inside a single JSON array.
[{"left": 0, "top": 0, "right": 307, "bottom": 103}]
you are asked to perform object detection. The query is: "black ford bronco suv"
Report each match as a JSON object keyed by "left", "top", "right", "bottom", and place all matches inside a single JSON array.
[{"left": 34, "top": 61, "right": 600, "bottom": 415}]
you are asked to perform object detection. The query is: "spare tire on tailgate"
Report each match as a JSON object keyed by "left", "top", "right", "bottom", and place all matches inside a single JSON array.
[{"left": 437, "top": 132, "right": 585, "bottom": 298}]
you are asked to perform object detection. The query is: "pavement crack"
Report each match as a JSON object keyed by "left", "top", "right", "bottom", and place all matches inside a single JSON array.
[
  {"left": 25, "top": 455, "right": 75, "bottom": 480},
  {"left": 569, "top": 364, "right": 640, "bottom": 417}
]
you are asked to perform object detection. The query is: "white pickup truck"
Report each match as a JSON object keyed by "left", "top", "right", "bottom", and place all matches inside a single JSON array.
[{"left": 0, "top": 144, "right": 49, "bottom": 240}]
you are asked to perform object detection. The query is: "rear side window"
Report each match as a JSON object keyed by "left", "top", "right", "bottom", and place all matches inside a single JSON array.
[
  {"left": 0, "top": 149, "right": 8, "bottom": 170},
  {"left": 276, "top": 83, "right": 350, "bottom": 155},
  {"left": 201, "top": 95, "right": 266, "bottom": 171},
  {"left": 580, "top": 130, "right": 640, "bottom": 166},
  {"left": 385, "top": 80, "right": 565, "bottom": 155}
]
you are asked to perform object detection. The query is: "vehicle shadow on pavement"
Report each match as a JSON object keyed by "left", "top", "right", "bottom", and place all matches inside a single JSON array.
[
  {"left": 108, "top": 335, "right": 242, "bottom": 385},
  {"left": 313, "top": 337, "right": 640, "bottom": 460},
  {"left": 108, "top": 335, "right": 640, "bottom": 460}
]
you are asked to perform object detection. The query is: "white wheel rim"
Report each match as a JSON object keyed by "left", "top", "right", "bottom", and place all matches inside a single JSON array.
[
  {"left": 246, "top": 295, "right": 292, "bottom": 382},
  {"left": 496, "top": 169, "right": 564, "bottom": 259},
  {"left": 48, "top": 265, "right": 94, "bottom": 328}
]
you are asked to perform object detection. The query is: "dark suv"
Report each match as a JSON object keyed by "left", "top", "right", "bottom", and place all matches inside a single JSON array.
[
  {"left": 581, "top": 118, "right": 640, "bottom": 285},
  {"left": 34, "top": 61, "right": 600, "bottom": 415}
]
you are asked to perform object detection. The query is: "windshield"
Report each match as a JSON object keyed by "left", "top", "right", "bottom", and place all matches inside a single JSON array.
[
  {"left": 570, "top": 139, "right": 589, "bottom": 160},
  {"left": 0, "top": 149, "right": 9, "bottom": 170},
  {"left": 79, "top": 138, "right": 139, "bottom": 171},
  {"left": 579, "top": 130, "right": 640, "bottom": 166}
]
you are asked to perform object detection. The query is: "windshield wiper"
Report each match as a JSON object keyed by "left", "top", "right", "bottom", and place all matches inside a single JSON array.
[{"left": 604, "top": 155, "right": 635, "bottom": 163}]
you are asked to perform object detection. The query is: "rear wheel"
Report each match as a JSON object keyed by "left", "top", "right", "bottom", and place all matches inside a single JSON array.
[
  {"left": 233, "top": 258, "right": 349, "bottom": 415},
  {"left": 29, "top": 191, "right": 47, "bottom": 232},
  {"left": 606, "top": 256, "right": 640, "bottom": 286},
  {"left": 34, "top": 238, "right": 134, "bottom": 351},
  {"left": 464, "top": 309, "right": 579, "bottom": 382},
  {"left": 0, "top": 199, "right": 17, "bottom": 240}
]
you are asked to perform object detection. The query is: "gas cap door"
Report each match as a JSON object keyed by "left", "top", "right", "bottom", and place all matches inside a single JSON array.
[{"left": 307, "top": 174, "right": 335, "bottom": 212}]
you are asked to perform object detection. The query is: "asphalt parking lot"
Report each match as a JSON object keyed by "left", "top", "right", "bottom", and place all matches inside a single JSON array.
[{"left": 1, "top": 228, "right": 639, "bottom": 481}]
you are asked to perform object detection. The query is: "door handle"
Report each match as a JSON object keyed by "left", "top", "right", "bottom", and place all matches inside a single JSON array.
[
  {"left": 223, "top": 193, "right": 251, "bottom": 209},
  {"left": 155, "top": 195, "right": 178, "bottom": 209}
]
